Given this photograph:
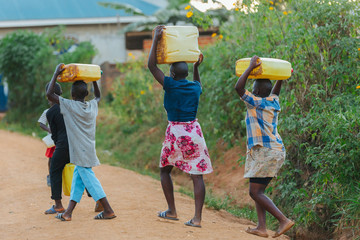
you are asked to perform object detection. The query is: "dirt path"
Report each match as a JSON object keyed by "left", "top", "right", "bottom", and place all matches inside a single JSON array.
[{"left": 0, "top": 130, "right": 289, "bottom": 240}]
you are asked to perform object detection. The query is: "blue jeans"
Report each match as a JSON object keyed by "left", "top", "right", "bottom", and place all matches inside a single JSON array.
[{"left": 70, "top": 166, "right": 106, "bottom": 203}]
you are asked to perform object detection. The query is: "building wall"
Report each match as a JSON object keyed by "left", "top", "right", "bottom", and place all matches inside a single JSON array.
[{"left": 0, "top": 23, "right": 127, "bottom": 65}]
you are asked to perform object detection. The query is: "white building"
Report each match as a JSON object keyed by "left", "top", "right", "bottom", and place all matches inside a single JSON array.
[{"left": 0, "top": 0, "right": 167, "bottom": 65}]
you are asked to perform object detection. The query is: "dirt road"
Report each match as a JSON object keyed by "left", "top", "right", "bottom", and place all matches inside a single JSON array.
[{"left": 0, "top": 130, "right": 289, "bottom": 240}]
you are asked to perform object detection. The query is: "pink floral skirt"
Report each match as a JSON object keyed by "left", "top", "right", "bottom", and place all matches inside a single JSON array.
[{"left": 160, "top": 119, "right": 213, "bottom": 175}]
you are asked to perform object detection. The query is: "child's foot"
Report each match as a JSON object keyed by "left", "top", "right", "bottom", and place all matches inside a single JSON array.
[
  {"left": 184, "top": 219, "right": 201, "bottom": 228},
  {"left": 94, "top": 211, "right": 116, "bottom": 220},
  {"left": 158, "top": 210, "right": 178, "bottom": 221},
  {"left": 44, "top": 205, "right": 65, "bottom": 214},
  {"left": 273, "top": 219, "right": 295, "bottom": 238},
  {"left": 55, "top": 212, "right": 71, "bottom": 221},
  {"left": 246, "top": 227, "right": 269, "bottom": 238}
]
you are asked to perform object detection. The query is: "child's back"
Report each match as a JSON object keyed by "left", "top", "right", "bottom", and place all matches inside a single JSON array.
[
  {"left": 163, "top": 76, "right": 202, "bottom": 122},
  {"left": 47, "top": 66, "right": 115, "bottom": 221},
  {"left": 46, "top": 104, "right": 68, "bottom": 149},
  {"left": 59, "top": 97, "right": 99, "bottom": 168},
  {"left": 241, "top": 89, "right": 284, "bottom": 152},
  {"left": 148, "top": 25, "right": 212, "bottom": 228},
  {"left": 234, "top": 55, "right": 294, "bottom": 238}
]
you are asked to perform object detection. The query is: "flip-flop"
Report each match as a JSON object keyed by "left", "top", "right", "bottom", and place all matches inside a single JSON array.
[
  {"left": 55, "top": 213, "right": 71, "bottom": 221},
  {"left": 184, "top": 219, "right": 201, "bottom": 228},
  {"left": 94, "top": 211, "right": 117, "bottom": 220},
  {"left": 273, "top": 220, "right": 295, "bottom": 238},
  {"left": 44, "top": 205, "right": 65, "bottom": 214},
  {"left": 245, "top": 227, "right": 269, "bottom": 238},
  {"left": 158, "top": 211, "right": 179, "bottom": 221}
]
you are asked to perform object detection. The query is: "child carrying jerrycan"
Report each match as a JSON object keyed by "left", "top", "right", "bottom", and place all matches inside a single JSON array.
[{"left": 235, "top": 55, "right": 294, "bottom": 238}]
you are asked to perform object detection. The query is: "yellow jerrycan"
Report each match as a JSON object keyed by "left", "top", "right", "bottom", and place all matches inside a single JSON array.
[
  {"left": 156, "top": 26, "right": 200, "bottom": 64},
  {"left": 235, "top": 58, "right": 292, "bottom": 80},
  {"left": 62, "top": 163, "right": 75, "bottom": 196},
  {"left": 57, "top": 63, "right": 101, "bottom": 83}
]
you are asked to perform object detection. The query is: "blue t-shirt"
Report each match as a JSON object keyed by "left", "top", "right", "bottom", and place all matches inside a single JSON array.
[{"left": 163, "top": 76, "right": 202, "bottom": 122}]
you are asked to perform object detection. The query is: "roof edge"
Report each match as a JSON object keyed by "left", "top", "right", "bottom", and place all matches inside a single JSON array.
[{"left": 0, "top": 16, "right": 155, "bottom": 28}]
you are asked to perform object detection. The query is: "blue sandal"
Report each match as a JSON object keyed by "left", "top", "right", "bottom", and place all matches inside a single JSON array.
[
  {"left": 44, "top": 205, "right": 65, "bottom": 214},
  {"left": 55, "top": 213, "right": 71, "bottom": 221},
  {"left": 158, "top": 211, "right": 179, "bottom": 221},
  {"left": 94, "top": 211, "right": 117, "bottom": 220},
  {"left": 184, "top": 219, "right": 201, "bottom": 228}
]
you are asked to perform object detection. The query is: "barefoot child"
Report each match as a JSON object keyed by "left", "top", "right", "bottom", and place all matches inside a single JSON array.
[
  {"left": 235, "top": 55, "right": 294, "bottom": 238},
  {"left": 148, "top": 25, "right": 213, "bottom": 228},
  {"left": 47, "top": 64, "right": 115, "bottom": 221},
  {"left": 44, "top": 82, "right": 70, "bottom": 214}
]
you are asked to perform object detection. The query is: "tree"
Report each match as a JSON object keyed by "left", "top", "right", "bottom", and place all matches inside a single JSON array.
[
  {"left": 98, "top": 0, "right": 231, "bottom": 32},
  {"left": 0, "top": 27, "right": 96, "bottom": 125}
]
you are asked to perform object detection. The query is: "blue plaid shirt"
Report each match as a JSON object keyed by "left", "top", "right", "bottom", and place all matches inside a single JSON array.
[{"left": 241, "top": 90, "right": 285, "bottom": 152}]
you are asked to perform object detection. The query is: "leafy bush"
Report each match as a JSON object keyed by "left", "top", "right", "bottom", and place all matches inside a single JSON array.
[
  {"left": 194, "top": 0, "right": 360, "bottom": 238},
  {"left": 108, "top": 57, "right": 166, "bottom": 125},
  {"left": 0, "top": 31, "right": 54, "bottom": 122},
  {"left": 0, "top": 27, "right": 96, "bottom": 125},
  {"left": 103, "top": 0, "right": 360, "bottom": 237}
]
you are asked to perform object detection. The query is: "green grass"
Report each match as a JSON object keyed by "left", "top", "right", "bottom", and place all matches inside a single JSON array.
[{"left": 0, "top": 118, "right": 45, "bottom": 138}]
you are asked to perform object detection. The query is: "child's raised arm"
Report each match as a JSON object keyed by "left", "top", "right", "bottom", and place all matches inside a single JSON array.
[
  {"left": 235, "top": 55, "right": 261, "bottom": 97},
  {"left": 92, "top": 81, "right": 101, "bottom": 104},
  {"left": 148, "top": 25, "right": 165, "bottom": 86},
  {"left": 271, "top": 80, "right": 283, "bottom": 96},
  {"left": 46, "top": 63, "right": 65, "bottom": 104},
  {"left": 193, "top": 53, "right": 203, "bottom": 85}
]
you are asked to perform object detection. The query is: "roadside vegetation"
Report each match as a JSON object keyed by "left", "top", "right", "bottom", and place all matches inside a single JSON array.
[{"left": 0, "top": 0, "right": 359, "bottom": 239}]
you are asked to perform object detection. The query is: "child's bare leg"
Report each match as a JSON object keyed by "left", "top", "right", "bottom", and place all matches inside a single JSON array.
[
  {"left": 95, "top": 200, "right": 104, "bottom": 212},
  {"left": 61, "top": 200, "right": 77, "bottom": 220},
  {"left": 190, "top": 174, "right": 205, "bottom": 226},
  {"left": 255, "top": 201, "right": 266, "bottom": 229},
  {"left": 249, "top": 182, "right": 293, "bottom": 237},
  {"left": 159, "top": 166, "right": 177, "bottom": 218},
  {"left": 98, "top": 197, "right": 115, "bottom": 217},
  {"left": 54, "top": 199, "right": 64, "bottom": 210}
]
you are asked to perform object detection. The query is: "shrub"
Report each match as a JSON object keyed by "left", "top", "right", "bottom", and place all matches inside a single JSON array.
[
  {"left": 109, "top": 57, "right": 166, "bottom": 125},
  {"left": 0, "top": 27, "right": 96, "bottom": 125},
  {"left": 95, "top": 0, "right": 360, "bottom": 237}
]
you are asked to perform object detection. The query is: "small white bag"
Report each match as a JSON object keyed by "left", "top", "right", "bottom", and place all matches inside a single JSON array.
[{"left": 42, "top": 134, "right": 55, "bottom": 148}]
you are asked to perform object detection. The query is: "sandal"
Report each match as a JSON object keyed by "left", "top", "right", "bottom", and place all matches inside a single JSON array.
[
  {"left": 44, "top": 205, "right": 65, "bottom": 214},
  {"left": 94, "top": 211, "right": 116, "bottom": 220},
  {"left": 158, "top": 211, "right": 179, "bottom": 221},
  {"left": 184, "top": 219, "right": 201, "bottom": 228},
  {"left": 55, "top": 213, "right": 71, "bottom": 221}
]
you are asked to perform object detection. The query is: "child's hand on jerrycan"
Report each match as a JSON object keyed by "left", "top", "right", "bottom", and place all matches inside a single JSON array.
[
  {"left": 249, "top": 55, "right": 262, "bottom": 70},
  {"left": 154, "top": 25, "right": 165, "bottom": 39},
  {"left": 54, "top": 63, "right": 65, "bottom": 76},
  {"left": 194, "top": 53, "right": 204, "bottom": 67}
]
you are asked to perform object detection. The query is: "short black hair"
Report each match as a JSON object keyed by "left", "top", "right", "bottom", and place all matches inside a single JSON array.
[
  {"left": 253, "top": 79, "right": 272, "bottom": 97},
  {"left": 170, "top": 62, "right": 188, "bottom": 79},
  {"left": 71, "top": 81, "right": 88, "bottom": 99},
  {"left": 45, "top": 82, "right": 62, "bottom": 95}
]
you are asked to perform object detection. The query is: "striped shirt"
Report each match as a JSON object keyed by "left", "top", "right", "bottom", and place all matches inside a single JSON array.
[{"left": 241, "top": 90, "right": 285, "bottom": 152}]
